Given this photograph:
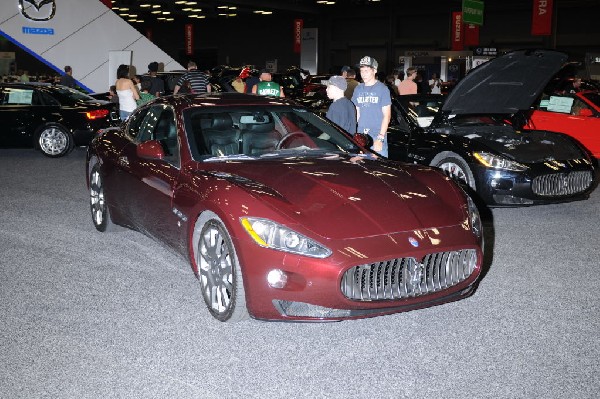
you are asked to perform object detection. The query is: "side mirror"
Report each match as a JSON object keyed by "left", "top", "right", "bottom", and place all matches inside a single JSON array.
[
  {"left": 137, "top": 140, "right": 165, "bottom": 160},
  {"left": 578, "top": 108, "right": 593, "bottom": 117},
  {"left": 353, "top": 133, "right": 373, "bottom": 148}
]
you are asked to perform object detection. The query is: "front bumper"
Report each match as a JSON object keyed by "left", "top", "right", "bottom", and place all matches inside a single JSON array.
[
  {"left": 472, "top": 159, "right": 597, "bottom": 206},
  {"left": 233, "top": 223, "right": 483, "bottom": 321}
]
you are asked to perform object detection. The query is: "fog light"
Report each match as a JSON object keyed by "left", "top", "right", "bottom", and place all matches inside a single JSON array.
[{"left": 267, "top": 269, "right": 288, "bottom": 288}]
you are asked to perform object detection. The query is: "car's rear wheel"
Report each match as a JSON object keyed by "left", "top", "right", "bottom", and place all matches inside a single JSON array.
[
  {"left": 196, "top": 215, "right": 248, "bottom": 322},
  {"left": 89, "top": 164, "right": 119, "bottom": 232},
  {"left": 434, "top": 155, "right": 476, "bottom": 190},
  {"left": 37, "top": 124, "right": 73, "bottom": 157}
]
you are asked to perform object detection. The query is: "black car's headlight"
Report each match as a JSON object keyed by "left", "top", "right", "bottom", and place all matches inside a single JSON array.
[
  {"left": 474, "top": 152, "right": 528, "bottom": 172},
  {"left": 240, "top": 217, "right": 332, "bottom": 258}
]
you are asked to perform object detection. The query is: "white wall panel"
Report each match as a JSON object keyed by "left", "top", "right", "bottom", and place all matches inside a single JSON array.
[{"left": 0, "top": 0, "right": 183, "bottom": 92}]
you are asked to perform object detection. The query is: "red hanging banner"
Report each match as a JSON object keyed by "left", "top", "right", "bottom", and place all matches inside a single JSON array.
[
  {"left": 531, "top": 0, "right": 553, "bottom": 36},
  {"left": 464, "top": 24, "right": 479, "bottom": 46},
  {"left": 451, "top": 12, "right": 464, "bottom": 51},
  {"left": 185, "top": 24, "right": 194, "bottom": 56},
  {"left": 146, "top": 28, "right": 153, "bottom": 42},
  {"left": 99, "top": 0, "right": 112, "bottom": 8},
  {"left": 293, "top": 19, "right": 303, "bottom": 53}
]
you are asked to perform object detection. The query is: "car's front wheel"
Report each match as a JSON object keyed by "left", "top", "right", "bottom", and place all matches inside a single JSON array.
[
  {"left": 196, "top": 214, "right": 248, "bottom": 322},
  {"left": 37, "top": 124, "right": 73, "bottom": 157},
  {"left": 434, "top": 155, "right": 477, "bottom": 190},
  {"left": 89, "top": 164, "right": 119, "bottom": 232}
]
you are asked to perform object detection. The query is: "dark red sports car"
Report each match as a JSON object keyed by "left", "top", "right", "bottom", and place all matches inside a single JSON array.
[{"left": 86, "top": 93, "right": 483, "bottom": 322}]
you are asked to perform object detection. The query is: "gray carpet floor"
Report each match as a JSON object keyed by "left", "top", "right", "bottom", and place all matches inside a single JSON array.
[{"left": 1, "top": 147, "right": 599, "bottom": 399}]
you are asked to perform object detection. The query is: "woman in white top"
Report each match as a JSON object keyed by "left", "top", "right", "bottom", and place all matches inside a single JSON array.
[{"left": 115, "top": 64, "right": 139, "bottom": 121}]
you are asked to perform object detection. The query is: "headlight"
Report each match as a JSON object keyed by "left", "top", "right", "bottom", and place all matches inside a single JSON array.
[
  {"left": 466, "top": 195, "right": 483, "bottom": 244},
  {"left": 240, "top": 217, "right": 332, "bottom": 258},
  {"left": 474, "top": 152, "right": 528, "bottom": 171}
]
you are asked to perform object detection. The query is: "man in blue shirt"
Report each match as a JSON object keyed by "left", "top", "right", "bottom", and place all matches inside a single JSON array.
[{"left": 351, "top": 56, "right": 391, "bottom": 157}]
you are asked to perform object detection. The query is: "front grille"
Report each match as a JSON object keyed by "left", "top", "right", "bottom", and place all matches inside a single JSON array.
[
  {"left": 532, "top": 171, "right": 592, "bottom": 197},
  {"left": 341, "top": 249, "right": 477, "bottom": 301}
]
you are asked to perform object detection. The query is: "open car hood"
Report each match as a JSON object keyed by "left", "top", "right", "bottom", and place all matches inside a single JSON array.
[{"left": 442, "top": 49, "right": 568, "bottom": 115}]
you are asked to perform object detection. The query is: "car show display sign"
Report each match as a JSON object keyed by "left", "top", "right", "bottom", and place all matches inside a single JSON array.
[
  {"left": 451, "top": 12, "right": 463, "bottom": 51},
  {"left": 462, "top": 0, "right": 484, "bottom": 26},
  {"left": 531, "top": 0, "right": 553, "bottom": 36}
]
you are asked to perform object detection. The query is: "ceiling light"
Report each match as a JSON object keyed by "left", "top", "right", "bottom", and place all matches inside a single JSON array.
[
  {"left": 140, "top": 4, "right": 151, "bottom": 7},
  {"left": 152, "top": 5, "right": 160, "bottom": 8},
  {"left": 186, "top": 1, "right": 197, "bottom": 4},
  {"left": 162, "top": 11, "right": 171, "bottom": 14},
  {"left": 175, "top": 1, "right": 186, "bottom": 3},
  {"left": 151, "top": 10, "right": 161, "bottom": 14}
]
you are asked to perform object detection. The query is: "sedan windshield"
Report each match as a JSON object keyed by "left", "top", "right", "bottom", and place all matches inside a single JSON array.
[{"left": 183, "top": 106, "right": 362, "bottom": 160}]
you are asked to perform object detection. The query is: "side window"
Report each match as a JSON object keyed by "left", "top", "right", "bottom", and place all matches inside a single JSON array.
[
  {"left": 126, "top": 107, "right": 150, "bottom": 139},
  {"left": 136, "top": 105, "right": 180, "bottom": 166},
  {"left": 155, "top": 107, "right": 180, "bottom": 167},
  {"left": 4, "top": 88, "right": 33, "bottom": 105},
  {"left": 570, "top": 98, "right": 590, "bottom": 116}
]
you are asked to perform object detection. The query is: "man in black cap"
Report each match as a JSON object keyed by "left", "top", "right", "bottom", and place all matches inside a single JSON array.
[
  {"left": 147, "top": 61, "right": 165, "bottom": 97},
  {"left": 325, "top": 75, "right": 356, "bottom": 134}
]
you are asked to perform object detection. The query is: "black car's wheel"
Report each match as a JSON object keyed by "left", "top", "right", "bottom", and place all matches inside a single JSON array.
[
  {"left": 89, "top": 164, "right": 119, "bottom": 232},
  {"left": 37, "top": 124, "right": 73, "bottom": 157},
  {"left": 434, "top": 155, "right": 476, "bottom": 190},
  {"left": 196, "top": 215, "right": 248, "bottom": 322}
]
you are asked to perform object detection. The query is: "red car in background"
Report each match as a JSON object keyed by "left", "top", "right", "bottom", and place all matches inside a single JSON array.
[{"left": 527, "top": 90, "right": 600, "bottom": 158}]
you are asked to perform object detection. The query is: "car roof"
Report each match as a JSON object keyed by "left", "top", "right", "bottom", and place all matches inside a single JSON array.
[{"left": 158, "top": 92, "right": 300, "bottom": 108}]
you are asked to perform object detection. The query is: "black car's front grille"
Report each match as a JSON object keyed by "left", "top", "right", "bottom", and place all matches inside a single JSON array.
[
  {"left": 532, "top": 171, "right": 593, "bottom": 197},
  {"left": 341, "top": 249, "right": 477, "bottom": 301}
]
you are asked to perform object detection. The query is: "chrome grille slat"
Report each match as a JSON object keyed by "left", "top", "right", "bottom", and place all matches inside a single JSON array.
[
  {"left": 341, "top": 249, "right": 478, "bottom": 301},
  {"left": 532, "top": 171, "right": 592, "bottom": 197}
]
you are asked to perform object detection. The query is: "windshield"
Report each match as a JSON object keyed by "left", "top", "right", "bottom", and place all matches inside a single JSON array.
[
  {"left": 400, "top": 98, "right": 444, "bottom": 127},
  {"left": 183, "top": 105, "right": 363, "bottom": 161}
]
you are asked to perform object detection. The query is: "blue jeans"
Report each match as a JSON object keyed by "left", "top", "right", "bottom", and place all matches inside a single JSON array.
[{"left": 119, "top": 110, "right": 132, "bottom": 121}]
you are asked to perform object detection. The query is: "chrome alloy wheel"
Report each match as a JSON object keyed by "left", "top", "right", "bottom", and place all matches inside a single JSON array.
[
  {"left": 90, "top": 167, "right": 107, "bottom": 230},
  {"left": 198, "top": 221, "right": 235, "bottom": 316},
  {"left": 38, "top": 126, "right": 69, "bottom": 156}
]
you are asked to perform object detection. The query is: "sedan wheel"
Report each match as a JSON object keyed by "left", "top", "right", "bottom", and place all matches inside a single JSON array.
[
  {"left": 37, "top": 125, "right": 73, "bottom": 157},
  {"left": 436, "top": 156, "right": 476, "bottom": 190},
  {"left": 197, "top": 217, "right": 248, "bottom": 322},
  {"left": 89, "top": 165, "right": 118, "bottom": 232}
]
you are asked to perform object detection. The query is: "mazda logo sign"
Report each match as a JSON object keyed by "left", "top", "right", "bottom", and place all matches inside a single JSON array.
[{"left": 19, "top": 0, "right": 56, "bottom": 21}]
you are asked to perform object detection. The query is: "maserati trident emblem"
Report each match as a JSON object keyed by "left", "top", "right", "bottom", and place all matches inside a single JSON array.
[
  {"left": 19, "top": 0, "right": 56, "bottom": 21},
  {"left": 407, "top": 261, "right": 424, "bottom": 288}
]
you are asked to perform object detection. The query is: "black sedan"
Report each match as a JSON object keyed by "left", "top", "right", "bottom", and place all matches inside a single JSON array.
[
  {"left": 386, "top": 49, "right": 597, "bottom": 206},
  {"left": 0, "top": 83, "right": 119, "bottom": 157}
]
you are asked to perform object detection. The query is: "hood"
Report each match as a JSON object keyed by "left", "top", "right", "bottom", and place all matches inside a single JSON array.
[
  {"left": 201, "top": 154, "right": 465, "bottom": 240},
  {"left": 443, "top": 49, "right": 568, "bottom": 115},
  {"left": 466, "top": 128, "right": 585, "bottom": 163}
]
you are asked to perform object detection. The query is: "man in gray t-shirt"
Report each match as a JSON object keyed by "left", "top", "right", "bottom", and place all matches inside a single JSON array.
[{"left": 351, "top": 56, "right": 391, "bottom": 157}]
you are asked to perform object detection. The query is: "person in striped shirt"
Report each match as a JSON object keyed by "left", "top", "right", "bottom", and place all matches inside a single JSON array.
[{"left": 173, "top": 61, "right": 212, "bottom": 95}]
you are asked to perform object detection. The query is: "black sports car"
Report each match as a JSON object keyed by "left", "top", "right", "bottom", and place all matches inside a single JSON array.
[
  {"left": 387, "top": 49, "right": 597, "bottom": 206},
  {"left": 0, "top": 82, "right": 119, "bottom": 157}
]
